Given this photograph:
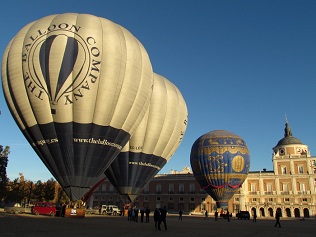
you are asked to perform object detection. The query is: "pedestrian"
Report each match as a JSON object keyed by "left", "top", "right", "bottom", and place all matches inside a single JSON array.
[
  {"left": 226, "top": 210, "right": 230, "bottom": 222},
  {"left": 215, "top": 211, "right": 218, "bottom": 221},
  {"left": 145, "top": 207, "right": 150, "bottom": 223},
  {"left": 204, "top": 210, "right": 208, "bottom": 220},
  {"left": 134, "top": 206, "right": 139, "bottom": 222},
  {"left": 140, "top": 207, "right": 145, "bottom": 222},
  {"left": 253, "top": 209, "right": 257, "bottom": 222},
  {"left": 159, "top": 206, "right": 168, "bottom": 230},
  {"left": 128, "top": 207, "right": 132, "bottom": 221},
  {"left": 154, "top": 208, "right": 161, "bottom": 230},
  {"left": 131, "top": 207, "right": 135, "bottom": 221},
  {"left": 179, "top": 209, "right": 183, "bottom": 221},
  {"left": 274, "top": 210, "right": 281, "bottom": 228}
]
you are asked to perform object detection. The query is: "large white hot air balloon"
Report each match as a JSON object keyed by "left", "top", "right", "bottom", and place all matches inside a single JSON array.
[
  {"left": 105, "top": 73, "right": 188, "bottom": 202},
  {"left": 1, "top": 13, "right": 153, "bottom": 201}
]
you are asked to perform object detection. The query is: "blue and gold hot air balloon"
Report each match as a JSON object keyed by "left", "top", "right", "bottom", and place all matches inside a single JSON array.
[
  {"left": 2, "top": 13, "right": 153, "bottom": 201},
  {"left": 190, "top": 130, "right": 250, "bottom": 209}
]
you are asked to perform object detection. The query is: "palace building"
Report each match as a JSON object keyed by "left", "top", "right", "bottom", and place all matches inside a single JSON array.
[{"left": 89, "top": 121, "right": 316, "bottom": 218}]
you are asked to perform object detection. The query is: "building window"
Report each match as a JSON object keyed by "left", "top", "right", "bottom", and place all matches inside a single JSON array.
[
  {"left": 234, "top": 197, "right": 239, "bottom": 202},
  {"left": 201, "top": 197, "right": 205, "bottom": 202},
  {"left": 201, "top": 203, "right": 206, "bottom": 211},
  {"left": 168, "top": 184, "right": 174, "bottom": 194},
  {"left": 268, "top": 198, "right": 273, "bottom": 202},
  {"left": 298, "top": 166, "right": 304, "bottom": 174},
  {"left": 109, "top": 184, "right": 114, "bottom": 192},
  {"left": 279, "top": 149, "right": 285, "bottom": 155},
  {"left": 178, "top": 203, "right": 184, "bottom": 211},
  {"left": 250, "top": 184, "right": 257, "bottom": 194},
  {"left": 101, "top": 184, "right": 106, "bottom": 192},
  {"left": 156, "top": 184, "right": 161, "bottom": 194},
  {"left": 302, "top": 198, "right": 307, "bottom": 202},
  {"left": 282, "top": 183, "right": 289, "bottom": 194},
  {"left": 143, "top": 185, "right": 149, "bottom": 193},
  {"left": 266, "top": 183, "right": 273, "bottom": 194},
  {"left": 284, "top": 198, "right": 290, "bottom": 202},
  {"left": 168, "top": 203, "right": 174, "bottom": 210},
  {"left": 169, "top": 197, "right": 173, "bottom": 202},
  {"left": 299, "top": 183, "right": 306, "bottom": 194},
  {"left": 190, "top": 197, "right": 195, "bottom": 202},
  {"left": 156, "top": 197, "right": 160, "bottom": 201},
  {"left": 189, "top": 203, "right": 195, "bottom": 211},
  {"left": 282, "top": 166, "right": 287, "bottom": 174},
  {"left": 189, "top": 183, "right": 195, "bottom": 193},
  {"left": 179, "top": 197, "right": 184, "bottom": 202},
  {"left": 252, "top": 198, "right": 257, "bottom": 202},
  {"left": 144, "top": 196, "right": 148, "bottom": 201},
  {"left": 179, "top": 184, "right": 184, "bottom": 194}
]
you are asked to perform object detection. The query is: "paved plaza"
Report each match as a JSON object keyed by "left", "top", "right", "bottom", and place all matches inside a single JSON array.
[{"left": 0, "top": 210, "right": 315, "bottom": 237}]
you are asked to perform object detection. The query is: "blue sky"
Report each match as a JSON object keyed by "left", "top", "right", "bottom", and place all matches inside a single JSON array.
[{"left": 0, "top": 0, "right": 315, "bottom": 182}]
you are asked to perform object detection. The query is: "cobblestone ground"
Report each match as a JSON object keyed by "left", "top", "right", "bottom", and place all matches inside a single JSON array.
[{"left": 0, "top": 211, "right": 315, "bottom": 237}]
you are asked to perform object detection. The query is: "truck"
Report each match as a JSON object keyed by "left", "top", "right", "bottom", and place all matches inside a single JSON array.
[
  {"left": 100, "top": 205, "right": 121, "bottom": 216},
  {"left": 4, "top": 203, "right": 32, "bottom": 214}
]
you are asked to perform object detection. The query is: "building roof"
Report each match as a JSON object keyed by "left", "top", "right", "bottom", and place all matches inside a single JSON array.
[{"left": 275, "top": 120, "right": 303, "bottom": 147}]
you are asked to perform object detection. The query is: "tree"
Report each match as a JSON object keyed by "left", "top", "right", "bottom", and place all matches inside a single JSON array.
[
  {"left": 33, "top": 180, "right": 44, "bottom": 201},
  {"left": 0, "top": 145, "right": 10, "bottom": 200},
  {"left": 43, "top": 178, "right": 56, "bottom": 201}
]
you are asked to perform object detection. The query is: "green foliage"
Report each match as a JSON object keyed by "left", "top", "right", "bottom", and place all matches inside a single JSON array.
[{"left": 0, "top": 145, "right": 10, "bottom": 200}]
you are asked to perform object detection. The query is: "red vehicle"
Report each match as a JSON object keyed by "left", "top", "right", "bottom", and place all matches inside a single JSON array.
[{"left": 32, "top": 202, "right": 59, "bottom": 216}]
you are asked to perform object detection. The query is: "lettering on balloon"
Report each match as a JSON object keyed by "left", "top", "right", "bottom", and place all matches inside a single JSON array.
[
  {"left": 128, "top": 161, "right": 161, "bottom": 170},
  {"left": 35, "top": 137, "right": 122, "bottom": 150},
  {"left": 129, "top": 146, "right": 143, "bottom": 150},
  {"left": 22, "top": 23, "right": 101, "bottom": 114}
]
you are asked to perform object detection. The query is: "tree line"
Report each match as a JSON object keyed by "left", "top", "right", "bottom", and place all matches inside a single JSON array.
[{"left": 0, "top": 145, "right": 70, "bottom": 206}]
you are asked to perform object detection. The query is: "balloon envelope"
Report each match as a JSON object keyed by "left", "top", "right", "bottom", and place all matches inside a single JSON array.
[
  {"left": 190, "top": 130, "right": 250, "bottom": 209},
  {"left": 2, "top": 13, "right": 153, "bottom": 201},
  {"left": 104, "top": 73, "right": 188, "bottom": 202}
]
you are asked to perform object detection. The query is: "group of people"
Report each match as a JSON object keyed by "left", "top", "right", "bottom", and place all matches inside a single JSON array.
[
  {"left": 154, "top": 206, "right": 168, "bottom": 230},
  {"left": 127, "top": 206, "right": 151, "bottom": 222},
  {"left": 126, "top": 206, "right": 168, "bottom": 230},
  {"left": 202, "top": 209, "right": 281, "bottom": 227},
  {"left": 127, "top": 206, "right": 281, "bottom": 229}
]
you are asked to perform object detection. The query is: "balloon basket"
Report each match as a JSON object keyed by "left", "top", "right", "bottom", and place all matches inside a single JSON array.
[{"left": 65, "top": 208, "right": 85, "bottom": 218}]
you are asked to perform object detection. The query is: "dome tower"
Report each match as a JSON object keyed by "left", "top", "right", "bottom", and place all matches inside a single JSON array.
[{"left": 273, "top": 119, "right": 310, "bottom": 158}]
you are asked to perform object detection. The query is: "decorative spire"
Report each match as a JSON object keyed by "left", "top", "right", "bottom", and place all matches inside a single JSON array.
[{"left": 284, "top": 115, "right": 293, "bottom": 137}]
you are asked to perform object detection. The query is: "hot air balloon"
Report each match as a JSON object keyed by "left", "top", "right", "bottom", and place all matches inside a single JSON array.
[
  {"left": 190, "top": 130, "right": 250, "bottom": 209},
  {"left": 104, "top": 73, "right": 188, "bottom": 202},
  {"left": 1, "top": 13, "right": 153, "bottom": 201}
]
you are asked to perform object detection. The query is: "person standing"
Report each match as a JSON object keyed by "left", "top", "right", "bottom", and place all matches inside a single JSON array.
[
  {"left": 159, "top": 206, "right": 168, "bottom": 230},
  {"left": 154, "top": 208, "right": 161, "bottom": 230},
  {"left": 204, "top": 210, "right": 208, "bottom": 220},
  {"left": 214, "top": 211, "right": 218, "bottom": 221},
  {"left": 134, "top": 206, "right": 139, "bottom": 222},
  {"left": 179, "top": 209, "right": 183, "bottom": 221},
  {"left": 140, "top": 207, "right": 145, "bottom": 222},
  {"left": 226, "top": 210, "right": 230, "bottom": 222},
  {"left": 145, "top": 207, "right": 150, "bottom": 223},
  {"left": 274, "top": 210, "right": 281, "bottom": 228}
]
